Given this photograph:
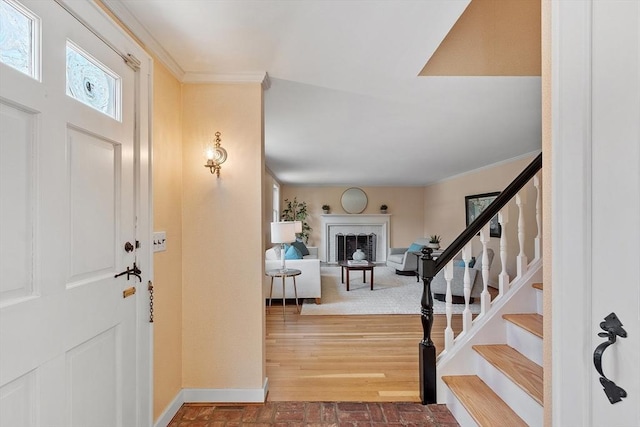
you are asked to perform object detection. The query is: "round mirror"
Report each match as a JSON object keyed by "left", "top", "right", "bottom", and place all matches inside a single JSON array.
[{"left": 341, "top": 187, "right": 368, "bottom": 214}]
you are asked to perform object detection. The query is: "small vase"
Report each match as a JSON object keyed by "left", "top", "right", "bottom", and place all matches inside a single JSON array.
[{"left": 352, "top": 249, "right": 366, "bottom": 261}]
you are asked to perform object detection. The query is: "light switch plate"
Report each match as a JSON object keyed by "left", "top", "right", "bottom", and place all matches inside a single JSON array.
[{"left": 153, "top": 231, "right": 166, "bottom": 252}]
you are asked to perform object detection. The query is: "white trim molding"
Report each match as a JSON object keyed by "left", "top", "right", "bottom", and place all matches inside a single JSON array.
[
  {"left": 154, "top": 379, "right": 269, "bottom": 427},
  {"left": 182, "top": 71, "right": 271, "bottom": 89},
  {"left": 100, "top": 0, "right": 185, "bottom": 80},
  {"left": 551, "top": 0, "right": 593, "bottom": 425}
]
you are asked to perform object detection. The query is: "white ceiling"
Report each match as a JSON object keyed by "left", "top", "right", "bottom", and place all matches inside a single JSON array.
[{"left": 106, "top": 0, "right": 541, "bottom": 186}]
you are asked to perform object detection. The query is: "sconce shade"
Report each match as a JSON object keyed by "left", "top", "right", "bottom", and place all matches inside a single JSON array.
[
  {"left": 271, "top": 221, "right": 296, "bottom": 244},
  {"left": 204, "top": 131, "right": 227, "bottom": 177}
]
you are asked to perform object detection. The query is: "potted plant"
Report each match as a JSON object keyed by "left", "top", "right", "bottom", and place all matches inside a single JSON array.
[
  {"left": 322, "top": 204, "right": 330, "bottom": 214},
  {"left": 380, "top": 204, "right": 388, "bottom": 214},
  {"left": 427, "top": 235, "right": 441, "bottom": 249},
  {"left": 281, "top": 197, "right": 312, "bottom": 243}
]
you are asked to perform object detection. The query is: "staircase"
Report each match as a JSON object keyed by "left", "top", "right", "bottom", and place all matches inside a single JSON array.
[
  {"left": 442, "top": 283, "right": 544, "bottom": 426},
  {"left": 415, "top": 154, "right": 545, "bottom": 425}
]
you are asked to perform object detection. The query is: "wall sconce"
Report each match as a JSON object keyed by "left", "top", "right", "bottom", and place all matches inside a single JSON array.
[{"left": 204, "top": 131, "right": 227, "bottom": 177}]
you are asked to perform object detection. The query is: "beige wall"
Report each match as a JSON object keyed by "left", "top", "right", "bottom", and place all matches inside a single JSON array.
[
  {"left": 423, "top": 154, "right": 540, "bottom": 282},
  {"left": 421, "top": 0, "right": 541, "bottom": 76},
  {"left": 181, "top": 83, "right": 266, "bottom": 390},
  {"left": 152, "top": 61, "right": 183, "bottom": 420},
  {"left": 280, "top": 186, "right": 425, "bottom": 248}
]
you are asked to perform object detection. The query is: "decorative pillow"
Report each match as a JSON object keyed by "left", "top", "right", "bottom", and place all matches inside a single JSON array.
[
  {"left": 453, "top": 257, "right": 476, "bottom": 268},
  {"left": 407, "top": 243, "right": 424, "bottom": 252},
  {"left": 291, "top": 241, "right": 310, "bottom": 256},
  {"left": 284, "top": 245, "right": 302, "bottom": 259}
]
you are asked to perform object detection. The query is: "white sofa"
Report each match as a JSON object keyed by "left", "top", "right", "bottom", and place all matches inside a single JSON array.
[{"left": 264, "top": 246, "right": 321, "bottom": 304}]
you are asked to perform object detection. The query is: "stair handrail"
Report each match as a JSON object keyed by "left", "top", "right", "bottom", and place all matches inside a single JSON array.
[{"left": 418, "top": 152, "right": 542, "bottom": 405}]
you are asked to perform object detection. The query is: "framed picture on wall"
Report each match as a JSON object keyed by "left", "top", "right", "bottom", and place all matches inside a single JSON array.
[{"left": 465, "top": 192, "right": 501, "bottom": 238}]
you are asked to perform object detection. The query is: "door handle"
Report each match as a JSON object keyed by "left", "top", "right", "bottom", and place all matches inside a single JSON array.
[
  {"left": 593, "top": 312, "right": 628, "bottom": 404},
  {"left": 114, "top": 262, "right": 142, "bottom": 282}
]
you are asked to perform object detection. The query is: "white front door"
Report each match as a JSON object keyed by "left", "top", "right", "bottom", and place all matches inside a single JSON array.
[
  {"left": 0, "top": 0, "right": 151, "bottom": 425},
  {"left": 553, "top": 0, "right": 640, "bottom": 425}
]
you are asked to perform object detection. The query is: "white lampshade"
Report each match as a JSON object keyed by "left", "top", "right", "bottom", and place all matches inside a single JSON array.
[
  {"left": 294, "top": 221, "right": 302, "bottom": 234},
  {"left": 271, "top": 221, "right": 296, "bottom": 244}
]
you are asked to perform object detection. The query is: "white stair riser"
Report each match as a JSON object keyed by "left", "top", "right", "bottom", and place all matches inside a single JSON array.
[
  {"left": 474, "top": 352, "right": 543, "bottom": 427},
  {"left": 505, "top": 323, "right": 543, "bottom": 366},
  {"left": 535, "top": 288, "right": 543, "bottom": 315},
  {"left": 444, "top": 387, "right": 479, "bottom": 427}
]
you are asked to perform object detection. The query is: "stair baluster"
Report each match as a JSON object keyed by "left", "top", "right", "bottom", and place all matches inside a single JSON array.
[
  {"left": 516, "top": 191, "right": 528, "bottom": 278},
  {"left": 534, "top": 173, "right": 542, "bottom": 261},
  {"left": 461, "top": 243, "right": 473, "bottom": 333},
  {"left": 498, "top": 207, "right": 510, "bottom": 298},
  {"left": 444, "top": 261, "right": 454, "bottom": 351},
  {"left": 479, "top": 224, "right": 491, "bottom": 315}
]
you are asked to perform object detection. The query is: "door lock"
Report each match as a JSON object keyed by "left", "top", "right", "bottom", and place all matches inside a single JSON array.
[
  {"left": 124, "top": 241, "right": 135, "bottom": 252},
  {"left": 114, "top": 262, "right": 142, "bottom": 282}
]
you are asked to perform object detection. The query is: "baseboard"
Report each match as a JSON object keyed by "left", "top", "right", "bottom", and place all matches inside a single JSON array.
[
  {"left": 154, "top": 389, "right": 185, "bottom": 427},
  {"left": 183, "top": 378, "right": 269, "bottom": 403},
  {"left": 153, "top": 379, "right": 269, "bottom": 427}
]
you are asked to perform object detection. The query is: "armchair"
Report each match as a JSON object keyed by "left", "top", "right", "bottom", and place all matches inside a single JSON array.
[
  {"left": 431, "top": 249, "right": 494, "bottom": 304},
  {"left": 386, "top": 238, "right": 432, "bottom": 275}
]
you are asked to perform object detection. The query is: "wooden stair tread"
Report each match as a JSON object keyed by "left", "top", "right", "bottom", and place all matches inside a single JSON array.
[
  {"left": 443, "top": 375, "right": 528, "bottom": 427},
  {"left": 533, "top": 282, "right": 543, "bottom": 290},
  {"left": 503, "top": 313, "right": 543, "bottom": 338},
  {"left": 473, "top": 344, "right": 543, "bottom": 405}
]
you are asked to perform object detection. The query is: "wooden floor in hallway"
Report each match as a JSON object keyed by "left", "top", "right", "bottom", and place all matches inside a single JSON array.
[{"left": 265, "top": 303, "right": 462, "bottom": 402}]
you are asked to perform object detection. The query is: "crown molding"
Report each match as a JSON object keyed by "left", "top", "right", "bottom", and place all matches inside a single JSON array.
[
  {"left": 100, "top": 0, "right": 185, "bottom": 80},
  {"left": 183, "top": 71, "right": 271, "bottom": 89},
  {"left": 427, "top": 149, "right": 543, "bottom": 186}
]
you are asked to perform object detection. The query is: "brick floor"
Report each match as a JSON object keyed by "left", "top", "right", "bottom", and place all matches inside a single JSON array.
[{"left": 168, "top": 402, "right": 459, "bottom": 426}]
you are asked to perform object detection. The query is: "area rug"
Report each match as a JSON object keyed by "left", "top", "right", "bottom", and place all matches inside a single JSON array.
[{"left": 300, "top": 266, "right": 481, "bottom": 316}]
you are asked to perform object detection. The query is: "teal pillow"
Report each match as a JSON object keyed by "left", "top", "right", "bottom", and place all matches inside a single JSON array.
[
  {"left": 284, "top": 245, "right": 302, "bottom": 260},
  {"left": 454, "top": 257, "right": 476, "bottom": 268},
  {"left": 408, "top": 243, "right": 424, "bottom": 252},
  {"left": 291, "top": 241, "right": 310, "bottom": 256}
]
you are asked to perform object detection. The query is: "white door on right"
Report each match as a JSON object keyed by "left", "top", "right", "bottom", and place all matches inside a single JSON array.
[
  {"left": 589, "top": 0, "right": 640, "bottom": 424},
  {"left": 553, "top": 0, "right": 640, "bottom": 426}
]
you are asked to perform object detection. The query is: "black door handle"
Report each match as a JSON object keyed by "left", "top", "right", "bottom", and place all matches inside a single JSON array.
[
  {"left": 593, "top": 312, "right": 628, "bottom": 404},
  {"left": 114, "top": 262, "right": 142, "bottom": 282}
]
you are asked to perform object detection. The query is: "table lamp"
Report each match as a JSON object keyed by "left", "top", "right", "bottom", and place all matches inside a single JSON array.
[{"left": 271, "top": 221, "right": 296, "bottom": 272}]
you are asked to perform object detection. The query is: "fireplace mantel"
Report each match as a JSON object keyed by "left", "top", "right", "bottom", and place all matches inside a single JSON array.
[{"left": 320, "top": 214, "right": 391, "bottom": 263}]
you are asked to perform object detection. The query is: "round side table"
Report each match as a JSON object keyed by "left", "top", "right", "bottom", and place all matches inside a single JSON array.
[{"left": 265, "top": 268, "right": 302, "bottom": 317}]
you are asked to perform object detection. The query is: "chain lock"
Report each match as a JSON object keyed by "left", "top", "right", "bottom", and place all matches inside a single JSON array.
[{"left": 148, "top": 281, "right": 154, "bottom": 323}]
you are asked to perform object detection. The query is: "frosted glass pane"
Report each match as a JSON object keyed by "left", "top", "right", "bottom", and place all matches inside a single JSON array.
[
  {"left": 66, "top": 43, "right": 119, "bottom": 120},
  {"left": 0, "top": 0, "right": 34, "bottom": 77}
]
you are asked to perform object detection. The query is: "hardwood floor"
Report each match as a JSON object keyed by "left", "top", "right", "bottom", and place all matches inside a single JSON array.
[{"left": 266, "top": 304, "right": 463, "bottom": 402}]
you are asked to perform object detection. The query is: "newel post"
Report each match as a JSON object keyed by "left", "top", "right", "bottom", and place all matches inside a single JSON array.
[{"left": 419, "top": 247, "right": 437, "bottom": 404}]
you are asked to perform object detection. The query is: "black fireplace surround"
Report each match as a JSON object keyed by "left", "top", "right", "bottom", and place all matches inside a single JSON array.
[{"left": 336, "top": 233, "right": 377, "bottom": 262}]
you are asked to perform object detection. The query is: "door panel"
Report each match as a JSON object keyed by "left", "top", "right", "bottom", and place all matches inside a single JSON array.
[
  {"left": 0, "top": 102, "right": 34, "bottom": 302},
  {"left": 67, "top": 327, "right": 118, "bottom": 427},
  {"left": 67, "top": 127, "right": 118, "bottom": 284}
]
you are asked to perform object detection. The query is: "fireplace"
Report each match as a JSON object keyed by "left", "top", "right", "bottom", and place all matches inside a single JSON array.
[
  {"left": 336, "top": 233, "right": 377, "bottom": 262},
  {"left": 320, "top": 214, "right": 390, "bottom": 263}
]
